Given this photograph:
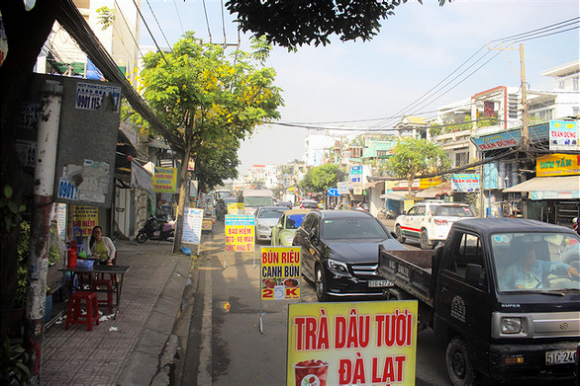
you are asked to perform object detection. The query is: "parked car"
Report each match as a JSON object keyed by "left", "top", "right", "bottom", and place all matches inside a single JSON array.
[
  {"left": 271, "top": 209, "right": 311, "bottom": 246},
  {"left": 254, "top": 206, "right": 288, "bottom": 242},
  {"left": 394, "top": 201, "right": 475, "bottom": 250},
  {"left": 277, "top": 201, "right": 293, "bottom": 209},
  {"left": 216, "top": 197, "right": 238, "bottom": 221},
  {"left": 300, "top": 200, "right": 319, "bottom": 209},
  {"left": 292, "top": 210, "right": 405, "bottom": 301}
]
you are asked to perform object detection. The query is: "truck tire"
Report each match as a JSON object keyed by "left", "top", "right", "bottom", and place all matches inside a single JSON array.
[
  {"left": 395, "top": 225, "right": 406, "bottom": 243},
  {"left": 315, "top": 265, "right": 330, "bottom": 302},
  {"left": 420, "top": 229, "right": 431, "bottom": 250},
  {"left": 445, "top": 336, "right": 475, "bottom": 386}
]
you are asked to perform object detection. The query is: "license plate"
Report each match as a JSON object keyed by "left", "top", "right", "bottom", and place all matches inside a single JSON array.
[
  {"left": 368, "top": 280, "right": 394, "bottom": 288},
  {"left": 545, "top": 349, "right": 576, "bottom": 365}
]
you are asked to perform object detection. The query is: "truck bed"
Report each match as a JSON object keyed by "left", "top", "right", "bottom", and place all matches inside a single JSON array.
[{"left": 378, "top": 246, "right": 435, "bottom": 307}]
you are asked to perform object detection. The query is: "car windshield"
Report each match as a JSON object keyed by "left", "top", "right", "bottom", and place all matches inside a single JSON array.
[
  {"left": 492, "top": 232, "right": 580, "bottom": 292},
  {"left": 321, "top": 218, "right": 387, "bottom": 240},
  {"left": 258, "top": 208, "right": 286, "bottom": 219},
  {"left": 434, "top": 206, "right": 474, "bottom": 217},
  {"left": 244, "top": 197, "right": 274, "bottom": 207},
  {"left": 285, "top": 214, "right": 306, "bottom": 230}
]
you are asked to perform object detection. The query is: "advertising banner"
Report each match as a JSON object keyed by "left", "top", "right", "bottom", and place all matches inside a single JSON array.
[
  {"left": 153, "top": 167, "right": 177, "bottom": 193},
  {"left": 451, "top": 174, "right": 480, "bottom": 192},
  {"left": 260, "top": 247, "right": 301, "bottom": 300},
  {"left": 536, "top": 153, "right": 580, "bottom": 177},
  {"left": 337, "top": 182, "right": 349, "bottom": 195},
  {"left": 182, "top": 208, "right": 203, "bottom": 245},
  {"left": 549, "top": 120, "right": 579, "bottom": 151},
  {"left": 419, "top": 177, "right": 443, "bottom": 189},
  {"left": 71, "top": 205, "right": 99, "bottom": 237},
  {"left": 225, "top": 214, "right": 255, "bottom": 252},
  {"left": 227, "top": 202, "right": 245, "bottom": 214},
  {"left": 287, "top": 301, "right": 418, "bottom": 386}
]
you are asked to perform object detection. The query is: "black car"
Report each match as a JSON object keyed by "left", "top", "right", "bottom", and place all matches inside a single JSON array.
[{"left": 293, "top": 210, "right": 405, "bottom": 301}]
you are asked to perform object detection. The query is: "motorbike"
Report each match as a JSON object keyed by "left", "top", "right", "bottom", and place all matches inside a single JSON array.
[{"left": 136, "top": 216, "right": 175, "bottom": 243}]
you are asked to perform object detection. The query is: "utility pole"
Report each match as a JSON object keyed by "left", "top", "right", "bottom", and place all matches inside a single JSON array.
[{"left": 488, "top": 43, "right": 529, "bottom": 148}]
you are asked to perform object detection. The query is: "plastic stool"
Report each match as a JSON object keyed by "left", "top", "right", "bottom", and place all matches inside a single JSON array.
[
  {"left": 91, "top": 279, "right": 114, "bottom": 314},
  {"left": 65, "top": 292, "right": 99, "bottom": 331}
]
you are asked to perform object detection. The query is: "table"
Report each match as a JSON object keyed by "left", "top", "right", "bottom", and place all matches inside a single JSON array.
[{"left": 59, "top": 265, "right": 130, "bottom": 319}]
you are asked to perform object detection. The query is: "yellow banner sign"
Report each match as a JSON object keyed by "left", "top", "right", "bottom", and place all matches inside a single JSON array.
[
  {"left": 536, "top": 153, "right": 580, "bottom": 177},
  {"left": 419, "top": 177, "right": 443, "bottom": 189},
  {"left": 71, "top": 205, "right": 99, "bottom": 237},
  {"left": 287, "top": 301, "right": 418, "bottom": 386},
  {"left": 153, "top": 167, "right": 177, "bottom": 193},
  {"left": 260, "top": 247, "right": 301, "bottom": 300},
  {"left": 227, "top": 202, "right": 245, "bottom": 214},
  {"left": 224, "top": 215, "right": 254, "bottom": 252}
]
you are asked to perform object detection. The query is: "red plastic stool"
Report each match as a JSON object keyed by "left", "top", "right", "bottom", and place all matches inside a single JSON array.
[
  {"left": 91, "top": 279, "right": 114, "bottom": 314},
  {"left": 65, "top": 292, "right": 99, "bottom": 331}
]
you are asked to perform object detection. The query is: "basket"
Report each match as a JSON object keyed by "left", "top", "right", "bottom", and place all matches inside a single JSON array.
[{"left": 77, "top": 259, "right": 94, "bottom": 269}]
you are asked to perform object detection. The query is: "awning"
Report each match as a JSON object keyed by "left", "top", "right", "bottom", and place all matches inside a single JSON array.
[
  {"left": 416, "top": 182, "right": 452, "bottom": 198},
  {"left": 380, "top": 191, "right": 408, "bottom": 201},
  {"left": 503, "top": 175, "right": 580, "bottom": 200}
]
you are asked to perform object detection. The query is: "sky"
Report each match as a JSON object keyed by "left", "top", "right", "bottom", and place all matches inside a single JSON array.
[{"left": 136, "top": 0, "right": 580, "bottom": 176}]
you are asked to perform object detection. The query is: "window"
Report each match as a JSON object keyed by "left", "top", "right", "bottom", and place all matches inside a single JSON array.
[
  {"left": 447, "top": 233, "right": 485, "bottom": 286},
  {"left": 416, "top": 206, "right": 426, "bottom": 216}
]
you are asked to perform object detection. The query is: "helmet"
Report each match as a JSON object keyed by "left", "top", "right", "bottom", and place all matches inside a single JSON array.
[{"left": 574, "top": 217, "right": 579, "bottom": 224}]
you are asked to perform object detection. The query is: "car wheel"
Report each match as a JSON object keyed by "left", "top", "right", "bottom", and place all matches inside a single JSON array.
[
  {"left": 315, "top": 265, "right": 330, "bottom": 302},
  {"left": 420, "top": 229, "right": 431, "bottom": 250},
  {"left": 395, "top": 225, "right": 406, "bottom": 243},
  {"left": 446, "top": 336, "right": 475, "bottom": 386}
]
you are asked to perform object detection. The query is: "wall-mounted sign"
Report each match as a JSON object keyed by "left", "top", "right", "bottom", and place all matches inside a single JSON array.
[
  {"left": 549, "top": 120, "right": 579, "bottom": 151},
  {"left": 536, "top": 153, "right": 580, "bottom": 177},
  {"left": 153, "top": 167, "right": 177, "bottom": 193},
  {"left": 451, "top": 174, "right": 480, "bottom": 192}
]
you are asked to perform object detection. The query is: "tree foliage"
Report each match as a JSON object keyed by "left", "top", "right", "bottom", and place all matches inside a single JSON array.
[
  {"left": 136, "top": 32, "right": 283, "bottom": 249},
  {"left": 300, "top": 163, "right": 342, "bottom": 193},
  {"left": 387, "top": 137, "right": 451, "bottom": 197},
  {"left": 226, "top": 0, "right": 450, "bottom": 49}
]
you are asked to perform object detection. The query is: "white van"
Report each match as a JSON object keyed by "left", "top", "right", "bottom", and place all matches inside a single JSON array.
[{"left": 237, "top": 189, "right": 274, "bottom": 215}]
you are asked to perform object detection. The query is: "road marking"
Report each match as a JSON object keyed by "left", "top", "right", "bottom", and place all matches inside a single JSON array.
[{"left": 197, "top": 260, "right": 213, "bottom": 385}]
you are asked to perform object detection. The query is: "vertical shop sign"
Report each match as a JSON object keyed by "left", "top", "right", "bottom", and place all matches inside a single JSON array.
[
  {"left": 224, "top": 215, "right": 255, "bottom": 252},
  {"left": 182, "top": 208, "right": 203, "bottom": 245},
  {"left": 260, "top": 246, "right": 301, "bottom": 300},
  {"left": 153, "top": 167, "right": 177, "bottom": 193},
  {"left": 287, "top": 301, "right": 418, "bottom": 386}
]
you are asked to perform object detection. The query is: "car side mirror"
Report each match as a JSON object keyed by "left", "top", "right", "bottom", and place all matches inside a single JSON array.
[
  {"left": 391, "top": 231, "right": 398, "bottom": 239},
  {"left": 402, "top": 211, "right": 406, "bottom": 215}
]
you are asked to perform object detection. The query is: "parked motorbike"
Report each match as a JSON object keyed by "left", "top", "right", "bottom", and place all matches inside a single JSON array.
[{"left": 136, "top": 216, "right": 175, "bottom": 243}]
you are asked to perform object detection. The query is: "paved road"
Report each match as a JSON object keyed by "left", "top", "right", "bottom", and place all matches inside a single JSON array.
[{"left": 175, "top": 221, "right": 451, "bottom": 385}]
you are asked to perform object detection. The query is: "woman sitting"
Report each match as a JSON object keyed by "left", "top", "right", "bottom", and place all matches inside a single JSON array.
[{"left": 87, "top": 225, "right": 116, "bottom": 265}]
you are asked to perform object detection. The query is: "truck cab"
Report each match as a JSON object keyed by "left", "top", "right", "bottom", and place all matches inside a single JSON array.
[{"left": 433, "top": 218, "right": 580, "bottom": 385}]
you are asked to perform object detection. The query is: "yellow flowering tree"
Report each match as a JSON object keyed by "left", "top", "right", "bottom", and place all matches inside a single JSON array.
[{"left": 136, "top": 32, "right": 283, "bottom": 249}]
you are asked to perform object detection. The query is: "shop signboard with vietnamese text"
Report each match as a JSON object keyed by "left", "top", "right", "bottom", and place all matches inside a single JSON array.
[
  {"left": 153, "top": 167, "right": 178, "bottom": 193},
  {"left": 227, "top": 202, "right": 245, "bottom": 214},
  {"left": 549, "top": 120, "right": 579, "bottom": 151},
  {"left": 287, "top": 301, "right": 418, "bottom": 386},
  {"left": 451, "top": 174, "right": 480, "bottom": 192},
  {"left": 225, "top": 215, "right": 255, "bottom": 252},
  {"left": 536, "top": 153, "right": 580, "bottom": 177},
  {"left": 260, "top": 246, "right": 301, "bottom": 300},
  {"left": 71, "top": 206, "right": 99, "bottom": 237},
  {"left": 182, "top": 208, "right": 203, "bottom": 245}
]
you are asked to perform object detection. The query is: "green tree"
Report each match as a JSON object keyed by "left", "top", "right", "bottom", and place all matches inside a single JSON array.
[
  {"left": 300, "top": 163, "right": 342, "bottom": 194},
  {"left": 137, "top": 32, "right": 283, "bottom": 249},
  {"left": 227, "top": 0, "right": 449, "bottom": 49},
  {"left": 387, "top": 138, "right": 451, "bottom": 198}
]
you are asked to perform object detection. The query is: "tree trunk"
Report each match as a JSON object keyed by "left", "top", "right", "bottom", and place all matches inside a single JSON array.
[
  {"left": 0, "top": 0, "right": 59, "bottom": 341},
  {"left": 172, "top": 148, "right": 192, "bottom": 253}
]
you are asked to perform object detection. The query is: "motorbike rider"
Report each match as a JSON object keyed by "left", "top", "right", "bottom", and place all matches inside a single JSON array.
[{"left": 574, "top": 217, "right": 579, "bottom": 235}]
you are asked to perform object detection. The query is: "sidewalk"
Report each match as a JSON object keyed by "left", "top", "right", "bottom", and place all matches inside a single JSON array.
[{"left": 40, "top": 239, "right": 193, "bottom": 385}]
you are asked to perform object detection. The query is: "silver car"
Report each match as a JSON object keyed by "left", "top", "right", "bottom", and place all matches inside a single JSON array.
[{"left": 254, "top": 206, "right": 287, "bottom": 241}]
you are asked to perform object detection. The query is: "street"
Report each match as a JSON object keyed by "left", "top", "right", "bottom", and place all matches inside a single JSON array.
[{"left": 175, "top": 219, "right": 450, "bottom": 386}]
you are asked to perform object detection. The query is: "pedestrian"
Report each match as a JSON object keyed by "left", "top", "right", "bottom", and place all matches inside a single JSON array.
[{"left": 87, "top": 225, "right": 116, "bottom": 265}]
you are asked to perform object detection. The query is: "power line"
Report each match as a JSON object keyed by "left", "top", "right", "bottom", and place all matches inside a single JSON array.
[
  {"left": 145, "top": 0, "right": 173, "bottom": 50},
  {"left": 202, "top": 0, "right": 213, "bottom": 44},
  {"left": 114, "top": 0, "right": 144, "bottom": 58},
  {"left": 131, "top": 0, "right": 169, "bottom": 64},
  {"left": 173, "top": 0, "right": 184, "bottom": 35}
]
